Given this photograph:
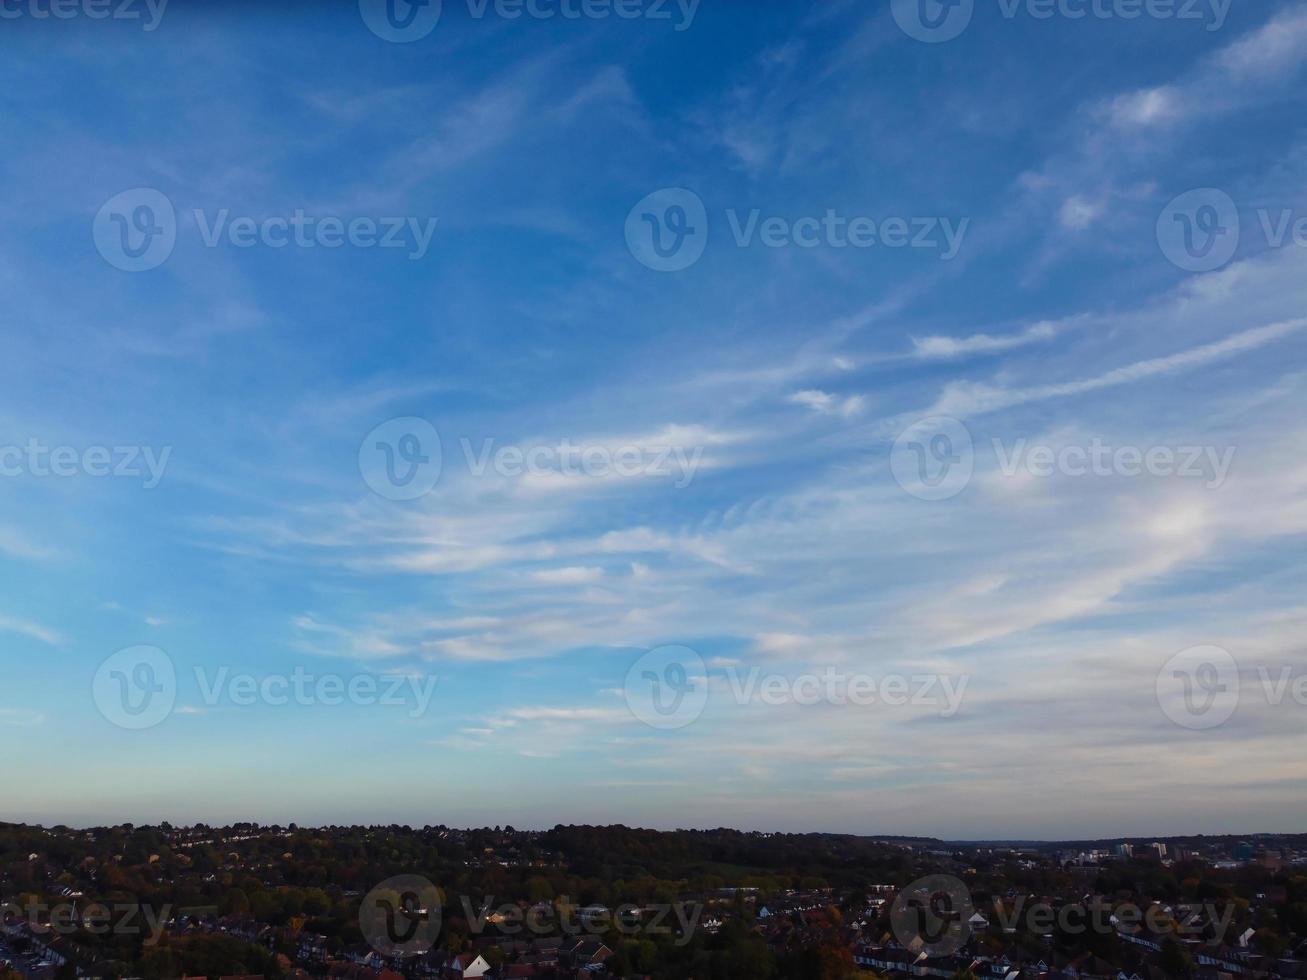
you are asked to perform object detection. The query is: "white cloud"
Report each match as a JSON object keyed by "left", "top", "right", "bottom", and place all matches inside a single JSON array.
[
  {"left": 0, "top": 709, "right": 45, "bottom": 727},
  {"left": 1216, "top": 5, "right": 1307, "bottom": 81},
  {"left": 788, "top": 389, "right": 865, "bottom": 417},
  {"left": 529, "top": 566, "right": 604, "bottom": 585},
  {"left": 0, "top": 615, "right": 61, "bottom": 646},
  {"left": 911, "top": 321, "right": 1057, "bottom": 360},
  {"left": 504, "top": 706, "right": 628, "bottom": 722},
  {"left": 1105, "top": 86, "right": 1181, "bottom": 128},
  {"left": 1058, "top": 195, "right": 1101, "bottom": 230},
  {"left": 928, "top": 316, "right": 1307, "bottom": 419}
]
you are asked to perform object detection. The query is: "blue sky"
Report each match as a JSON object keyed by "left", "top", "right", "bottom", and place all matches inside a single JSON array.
[{"left": 3, "top": 0, "right": 1307, "bottom": 838}]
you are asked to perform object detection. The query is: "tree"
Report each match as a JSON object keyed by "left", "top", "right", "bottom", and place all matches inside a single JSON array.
[{"left": 1159, "top": 938, "right": 1193, "bottom": 977}]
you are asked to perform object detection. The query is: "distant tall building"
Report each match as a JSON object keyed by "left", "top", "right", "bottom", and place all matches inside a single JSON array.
[
  {"left": 1150, "top": 842, "right": 1168, "bottom": 858},
  {"left": 1115, "top": 843, "right": 1133, "bottom": 857}
]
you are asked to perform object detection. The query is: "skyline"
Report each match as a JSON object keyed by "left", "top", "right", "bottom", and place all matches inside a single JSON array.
[
  {"left": 1, "top": 819, "right": 1303, "bottom": 845},
  {"left": 2, "top": 0, "right": 1307, "bottom": 838}
]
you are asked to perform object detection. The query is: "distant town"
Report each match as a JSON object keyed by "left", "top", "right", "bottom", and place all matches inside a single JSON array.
[{"left": 1, "top": 823, "right": 1304, "bottom": 980}]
